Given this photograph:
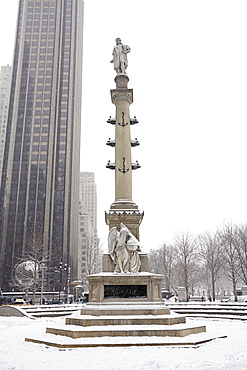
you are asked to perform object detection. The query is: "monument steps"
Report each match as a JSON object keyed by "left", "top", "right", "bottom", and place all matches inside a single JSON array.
[
  {"left": 80, "top": 305, "right": 170, "bottom": 316},
  {"left": 38, "top": 303, "right": 204, "bottom": 341},
  {"left": 25, "top": 334, "right": 227, "bottom": 349},
  {"left": 66, "top": 314, "right": 186, "bottom": 327},
  {"left": 46, "top": 323, "right": 206, "bottom": 339},
  {"left": 25, "top": 303, "right": 226, "bottom": 347}
]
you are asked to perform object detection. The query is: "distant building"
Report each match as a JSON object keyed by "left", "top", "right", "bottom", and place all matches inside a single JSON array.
[
  {"left": 80, "top": 172, "right": 98, "bottom": 231},
  {"left": 79, "top": 172, "right": 100, "bottom": 278},
  {"left": 0, "top": 65, "right": 12, "bottom": 185},
  {"left": 0, "top": 0, "right": 84, "bottom": 291}
]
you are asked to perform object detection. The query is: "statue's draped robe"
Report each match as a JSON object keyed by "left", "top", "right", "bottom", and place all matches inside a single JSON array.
[
  {"left": 108, "top": 224, "right": 141, "bottom": 273},
  {"left": 112, "top": 44, "right": 130, "bottom": 73},
  {"left": 114, "top": 242, "right": 130, "bottom": 273},
  {"left": 126, "top": 235, "right": 141, "bottom": 273}
]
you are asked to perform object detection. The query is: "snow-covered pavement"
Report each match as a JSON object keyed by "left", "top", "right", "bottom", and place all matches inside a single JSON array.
[{"left": 0, "top": 315, "right": 246, "bottom": 370}]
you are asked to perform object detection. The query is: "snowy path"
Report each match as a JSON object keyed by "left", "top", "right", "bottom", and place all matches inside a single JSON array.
[{"left": 0, "top": 316, "right": 246, "bottom": 370}]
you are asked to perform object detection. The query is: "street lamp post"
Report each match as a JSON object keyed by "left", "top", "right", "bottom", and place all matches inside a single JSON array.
[
  {"left": 55, "top": 262, "right": 70, "bottom": 303},
  {"left": 59, "top": 262, "right": 63, "bottom": 303},
  {"left": 40, "top": 262, "right": 46, "bottom": 305},
  {"left": 65, "top": 266, "right": 71, "bottom": 304}
]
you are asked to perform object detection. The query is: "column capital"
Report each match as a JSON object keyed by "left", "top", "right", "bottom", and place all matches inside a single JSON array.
[{"left": 111, "top": 89, "right": 133, "bottom": 105}]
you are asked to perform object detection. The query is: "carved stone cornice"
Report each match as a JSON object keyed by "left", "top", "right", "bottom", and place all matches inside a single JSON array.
[
  {"left": 111, "top": 89, "right": 133, "bottom": 105},
  {"left": 105, "top": 210, "right": 144, "bottom": 240}
]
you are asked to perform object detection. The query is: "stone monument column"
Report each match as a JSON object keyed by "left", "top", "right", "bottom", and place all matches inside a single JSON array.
[
  {"left": 111, "top": 74, "right": 133, "bottom": 206},
  {"left": 105, "top": 41, "right": 143, "bottom": 240}
]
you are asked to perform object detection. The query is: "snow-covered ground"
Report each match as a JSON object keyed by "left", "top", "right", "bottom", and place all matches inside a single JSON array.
[{"left": 0, "top": 314, "right": 246, "bottom": 370}]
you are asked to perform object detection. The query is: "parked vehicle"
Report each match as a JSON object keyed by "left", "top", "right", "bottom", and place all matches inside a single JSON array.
[
  {"left": 221, "top": 295, "right": 247, "bottom": 303},
  {"left": 6, "top": 299, "right": 29, "bottom": 306},
  {"left": 75, "top": 293, "right": 89, "bottom": 304},
  {"left": 162, "top": 290, "right": 173, "bottom": 300}
]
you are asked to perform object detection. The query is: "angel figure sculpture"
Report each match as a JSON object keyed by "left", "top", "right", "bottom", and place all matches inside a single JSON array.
[{"left": 108, "top": 223, "right": 141, "bottom": 273}]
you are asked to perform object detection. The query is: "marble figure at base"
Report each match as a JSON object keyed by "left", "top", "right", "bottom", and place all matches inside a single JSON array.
[{"left": 108, "top": 223, "right": 141, "bottom": 273}]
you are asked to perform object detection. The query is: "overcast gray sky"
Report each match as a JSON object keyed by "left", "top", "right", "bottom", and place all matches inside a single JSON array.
[{"left": 1, "top": 1, "right": 247, "bottom": 251}]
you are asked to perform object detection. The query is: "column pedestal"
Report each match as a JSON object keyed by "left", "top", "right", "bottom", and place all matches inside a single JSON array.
[{"left": 87, "top": 272, "right": 164, "bottom": 303}]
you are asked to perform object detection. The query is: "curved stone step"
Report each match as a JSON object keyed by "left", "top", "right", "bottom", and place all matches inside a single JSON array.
[
  {"left": 80, "top": 306, "right": 170, "bottom": 316},
  {"left": 66, "top": 315, "right": 186, "bottom": 327},
  {"left": 46, "top": 324, "right": 206, "bottom": 338}
]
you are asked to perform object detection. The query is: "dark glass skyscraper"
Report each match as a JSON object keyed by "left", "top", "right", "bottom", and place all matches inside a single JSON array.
[{"left": 0, "top": 0, "right": 83, "bottom": 290}]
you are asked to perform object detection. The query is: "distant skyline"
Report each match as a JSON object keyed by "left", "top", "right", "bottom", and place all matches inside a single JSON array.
[{"left": 1, "top": 1, "right": 247, "bottom": 252}]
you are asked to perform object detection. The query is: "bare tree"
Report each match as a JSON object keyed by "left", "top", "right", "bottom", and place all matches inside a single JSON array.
[
  {"left": 148, "top": 243, "right": 176, "bottom": 291},
  {"left": 148, "top": 248, "right": 162, "bottom": 274},
  {"left": 161, "top": 243, "right": 176, "bottom": 291},
  {"left": 173, "top": 231, "right": 198, "bottom": 301},
  {"left": 218, "top": 223, "right": 239, "bottom": 302},
  {"left": 234, "top": 224, "right": 247, "bottom": 284},
  {"left": 197, "top": 230, "right": 224, "bottom": 301},
  {"left": 25, "top": 233, "right": 46, "bottom": 304},
  {"left": 11, "top": 233, "right": 47, "bottom": 304},
  {"left": 148, "top": 222, "right": 247, "bottom": 300},
  {"left": 86, "top": 236, "right": 101, "bottom": 275}
]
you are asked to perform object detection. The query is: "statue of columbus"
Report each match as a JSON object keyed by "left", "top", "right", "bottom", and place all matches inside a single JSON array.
[{"left": 111, "top": 38, "right": 131, "bottom": 74}]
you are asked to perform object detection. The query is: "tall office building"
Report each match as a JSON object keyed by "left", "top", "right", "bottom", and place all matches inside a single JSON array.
[
  {"left": 79, "top": 172, "right": 98, "bottom": 232},
  {"left": 78, "top": 202, "right": 95, "bottom": 278},
  {"left": 0, "top": 0, "right": 84, "bottom": 291},
  {"left": 0, "top": 65, "right": 12, "bottom": 185},
  {"left": 79, "top": 172, "right": 100, "bottom": 278}
]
